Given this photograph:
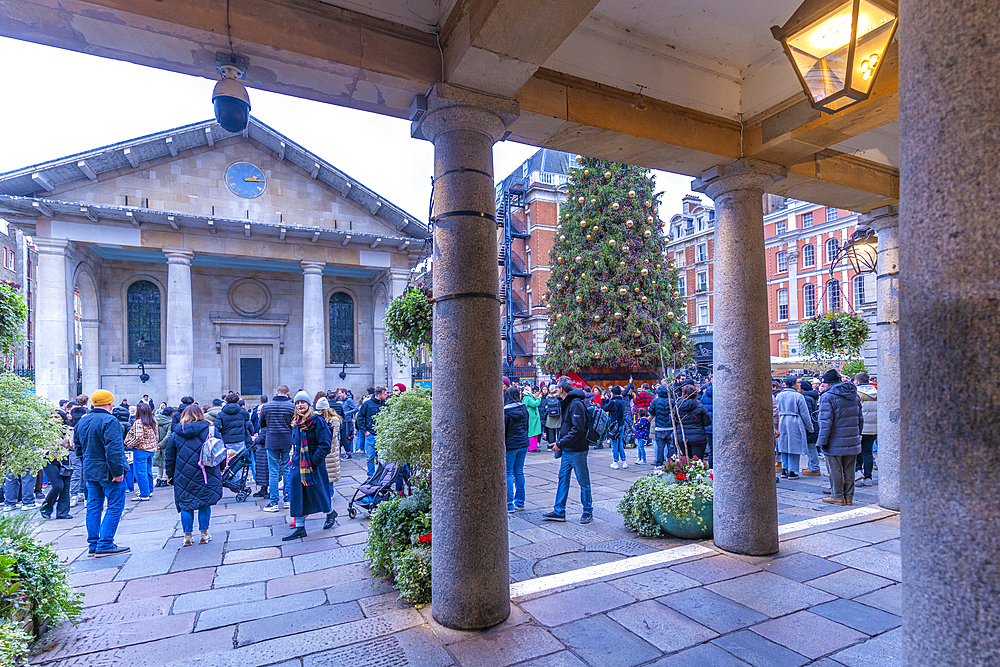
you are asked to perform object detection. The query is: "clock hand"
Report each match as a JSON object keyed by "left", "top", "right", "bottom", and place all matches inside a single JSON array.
[{"left": 244, "top": 176, "right": 263, "bottom": 182}]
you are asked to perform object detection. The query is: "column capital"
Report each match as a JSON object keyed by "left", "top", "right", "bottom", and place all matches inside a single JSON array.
[
  {"left": 163, "top": 248, "right": 195, "bottom": 265},
  {"left": 861, "top": 204, "right": 899, "bottom": 233},
  {"left": 692, "top": 157, "right": 786, "bottom": 200},
  {"left": 411, "top": 84, "right": 519, "bottom": 144},
  {"left": 300, "top": 259, "right": 326, "bottom": 275},
  {"left": 32, "top": 237, "right": 71, "bottom": 254}
]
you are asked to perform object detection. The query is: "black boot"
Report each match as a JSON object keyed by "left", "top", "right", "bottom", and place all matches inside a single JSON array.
[
  {"left": 282, "top": 527, "right": 307, "bottom": 541},
  {"left": 253, "top": 486, "right": 269, "bottom": 498},
  {"left": 323, "top": 510, "right": 338, "bottom": 530}
]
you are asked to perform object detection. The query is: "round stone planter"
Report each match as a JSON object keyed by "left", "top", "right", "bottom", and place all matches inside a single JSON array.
[{"left": 652, "top": 496, "right": 713, "bottom": 539}]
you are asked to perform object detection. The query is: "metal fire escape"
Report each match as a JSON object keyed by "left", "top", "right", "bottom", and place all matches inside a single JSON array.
[{"left": 498, "top": 180, "right": 530, "bottom": 369}]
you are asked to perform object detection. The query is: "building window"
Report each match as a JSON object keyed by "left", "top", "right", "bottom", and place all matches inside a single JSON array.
[
  {"left": 126, "top": 280, "right": 161, "bottom": 363},
  {"left": 827, "top": 207, "right": 838, "bottom": 222},
  {"left": 778, "top": 288, "right": 788, "bottom": 321},
  {"left": 696, "top": 272, "right": 708, "bottom": 292},
  {"left": 778, "top": 339, "right": 790, "bottom": 358},
  {"left": 854, "top": 273, "right": 876, "bottom": 308},
  {"left": 802, "top": 244, "right": 816, "bottom": 267},
  {"left": 698, "top": 217, "right": 706, "bottom": 231},
  {"left": 697, "top": 243, "right": 707, "bottom": 262},
  {"left": 675, "top": 251, "right": 684, "bottom": 267},
  {"left": 828, "top": 279, "right": 841, "bottom": 312},
  {"left": 678, "top": 276, "right": 686, "bottom": 296},
  {"left": 698, "top": 304, "right": 709, "bottom": 325},
  {"left": 329, "top": 292, "right": 355, "bottom": 364},
  {"left": 777, "top": 251, "right": 788, "bottom": 272},
  {"left": 803, "top": 283, "right": 816, "bottom": 318},
  {"left": 803, "top": 212, "right": 814, "bottom": 227},
  {"left": 776, "top": 220, "right": 787, "bottom": 234},
  {"left": 2, "top": 247, "right": 14, "bottom": 271},
  {"left": 826, "top": 237, "right": 840, "bottom": 264}
]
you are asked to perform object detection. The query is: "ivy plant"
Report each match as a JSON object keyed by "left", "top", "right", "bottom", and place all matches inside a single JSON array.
[
  {"left": 384, "top": 286, "right": 432, "bottom": 362},
  {"left": 0, "top": 282, "right": 26, "bottom": 356},
  {"left": 0, "top": 373, "right": 65, "bottom": 478},
  {"left": 372, "top": 388, "right": 432, "bottom": 489},
  {"left": 798, "top": 311, "right": 870, "bottom": 362},
  {"left": 365, "top": 491, "right": 432, "bottom": 604}
]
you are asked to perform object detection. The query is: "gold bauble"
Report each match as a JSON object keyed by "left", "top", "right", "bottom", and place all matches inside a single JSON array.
[
  {"left": 668, "top": 261, "right": 675, "bottom": 269},
  {"left": 557, "top": 283, "right": 563, "bottom": 289},
  {"left": 593, "top": 314, "right": 601, "bottom": 322},
  {"left": 580, "top": 220, "right": 588, "bottom": 227},
  {"left": 619, "top": 261, "right": 626, "bottom": 268},
  {"left": 681, "top": 335, "right": 687, "bottom": 342},
  {"left": 674, "top": 290, "right": 680, "bottom": 297},
  {"left": 590, "top": 198, "right": 597, "bottom": 204},
  {"left": 641, "top": 296, "right": 648, "bottom": 303},
  {"left": 614, "top": 311, "right": 622, "bottom": 319},
  {"left": 667, "top": 311, "right": 675, "bottom": 318},
  {"left": 600, "top": 285, "right": 608, "bottom": 293},
  {"left": 634, "top": 348, "right": 642, "bottom": 355},
  {"left": 581, "top": 273, "right": 587, "bottom": 279},
  {"left": 647, "top": 216, "right": 655, "bottom": 223},
  {"left": 643, "top": 230, "right": 652, "bottom": 238},
  {"left": 640, "top": 268, "right": 649, "bottom": 276},
  {"left": 611, "top": 202, "right": 620, "bottom": 210},
  {"left": 586, "top": 234, "right": 592, "bottom": 241},
  {"left": 634, "top": 286, "right": 640, "bottom": 293},
  {"left": 560, "top": 235, "right": 566, "bottom": 241},
  {"left": 560, "top": 336, "right": 566, "bottom": 342},
  {"left": 556, "top": 313, "right": 562, "bottom": 319},
  {"left": 575, "top": 256, "right": 583, "bottom": 263},
  {"left": 604, "top": 171, "right": 612, "bottom": 179},
  {"left": 608, "top": 239, "right": 616, "bottom": 245},
  {"left": 575, "top": 295, "right": 583, "bottom": 303},
  {"left": 673, "top": 332, "right": 680, "bottom": 338},
  {"left": 578, "top": 196, "right": 585, "bottom": 204},
  {"left": 628, "top": 190, "right": 636, "bottom": 198},
  {"left": 626, "top": 219, "right": 634, "bottom": 228},
  {"left": 656, "top": 263, "right": 661, "bottom": 269},
  {"left": 622, "top": 246, "right": 630, "bottom": 253},
  {"left": 584, "top": 169, "right": 590, "bottom": 176},
  {"left": 618, "top": 287, "right": 628, "bottom": 296},
  {"left": 645, "top": 200, "right": 652, "bottom": 208},
  {"left": 575, "top": 155, "right": 584, "bottom": 163}
]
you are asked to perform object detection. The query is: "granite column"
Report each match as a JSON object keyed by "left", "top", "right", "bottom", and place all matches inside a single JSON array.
[
  {"left": 301, "top": 260, "right": 326, "bottom": 394},
  {"left": 34, "top": 237, "right": 72, "bottom": 402},
  {"left": 412, "top": 84, "right": 518, "bottom": 630},
  {"left": 693, "top": 158, "right": 785, "bottom": 556},
  {"left": 164, "top": 249, "right": 194, "bottom": 405}
]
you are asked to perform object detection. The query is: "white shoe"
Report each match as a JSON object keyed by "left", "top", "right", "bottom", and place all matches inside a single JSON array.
[
  {"left": 610, "top": 462, "right": 620, "bottom": 470},
  {"left": 69, "top": 498, "right": 78, "bottom": 508},
  {"left": 621, "top": 462, "right": 629, "bottom": 469}
]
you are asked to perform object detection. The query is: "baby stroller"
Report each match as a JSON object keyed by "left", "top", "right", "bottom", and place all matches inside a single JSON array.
[
  {"left": 221, "top": 445, "right": 253, "bottom": 503},
  {"left": 347, "top": 462, "right": 410, "bottom": 519}
]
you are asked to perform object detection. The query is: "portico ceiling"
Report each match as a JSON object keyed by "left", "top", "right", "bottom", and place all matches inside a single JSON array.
[{"left": 0, "top": 0, "right": 899, "bottom": 211}]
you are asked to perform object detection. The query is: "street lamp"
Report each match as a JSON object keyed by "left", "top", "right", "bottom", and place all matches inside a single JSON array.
[
  {"left": 843, "top": 224, "right": 878, "bottom": 275},
  {"left": 135, "top": 336, "right": 150, "bottom": 383},
  {"left": 771, "top": 0, "right": 898, "bottom": 114}
]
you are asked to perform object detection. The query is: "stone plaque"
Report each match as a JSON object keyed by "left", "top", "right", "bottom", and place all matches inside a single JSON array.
[{"left": 227, "top": 278, "right": 271, "bottom": 317}]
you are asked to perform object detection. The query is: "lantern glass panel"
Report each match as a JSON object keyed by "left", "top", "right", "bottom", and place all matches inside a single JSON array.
[
  {"left": 785, "top": 1, "right": 855, "bottom": 103},
  {"left": 849, "top": 0, "right": 896, "bottom": 97}
]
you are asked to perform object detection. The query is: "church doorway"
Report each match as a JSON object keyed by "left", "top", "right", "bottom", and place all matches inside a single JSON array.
[{"left": 227, "top": 344, "right": 273, "bottom": 405}]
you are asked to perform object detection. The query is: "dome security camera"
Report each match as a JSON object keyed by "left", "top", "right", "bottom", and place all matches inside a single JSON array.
[{"left": 213, "top": 65, "right": 250, "bottom": 133}]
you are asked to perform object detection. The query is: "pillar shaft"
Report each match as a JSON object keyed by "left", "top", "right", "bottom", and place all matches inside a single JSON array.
[
  {"left": 81, "top": 320, "right": 100, "bottom": 396},
  {"left": 301, "top": 260, "right": 326, "bottom": 393},
  {"left": 693, "top": 158, "right": 785, "bottom": 556},
  {"left": 899, "top": 3, "right": 1000, "bottom": 664},
  {"left": 164, "top": 249, "right": 194, "bottom": 405},
  {"left": 34, "top": 237, "right": 71, "bottom": 402},
  {"left": 412, "top": 84, "right": 518, "bottom": 630}
]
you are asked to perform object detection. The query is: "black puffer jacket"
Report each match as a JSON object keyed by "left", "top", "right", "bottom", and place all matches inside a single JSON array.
[
  {"left": 675, "top": 398, "right": 711, "bottom": 445},
  {"left": 604, "top": 395, "right": 627, "bottom": 428},
  {"left": 802, "top": 389, "right": 820, "bottom": 444},
  {"left": 214, "top": 403, "right": 252, "bottom": 446},
  {"left": 503, "top": 401, "right": 530, "bottom": 452},
  {"left": 649, "top": 385, "right": 676, "bottom": 431},
  {"left": 259, "top": 395, "right": 295, "bottom": 450},
  {"left": 165, "top": 421, "right": 223, "bottom": 513},
  {"left": 816, "top": 382, "right": 863, "bottom": 456}
]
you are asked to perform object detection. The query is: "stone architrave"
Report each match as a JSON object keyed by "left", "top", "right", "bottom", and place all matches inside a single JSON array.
[
  {"left": 34, "top": 237, "right": 72, "bottom": 401},
  {"left": 300, "top": 260, "right": 326, "bottom": 393},
  {"left": 412, "top": 83, "right": 519, "bottom": 630},
  {"left": 164, "top": 249, "right": 195, "bottom": 405},
  {"left": 899, "top": 3, "right": 1000, "bottom": 665},
  {"left": 693, "top": 157, "right": 786, "bottom": 557}
]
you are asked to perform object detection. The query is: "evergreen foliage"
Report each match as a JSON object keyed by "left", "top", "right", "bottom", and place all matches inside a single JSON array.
[
  {"left": 541, "top": 157, "right": 692, "bottom": 373},
  {"left": 0, "top": 282, "right": 27, "bottom": 356}
]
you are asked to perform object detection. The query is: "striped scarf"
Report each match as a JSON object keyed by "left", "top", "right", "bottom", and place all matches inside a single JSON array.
[{"left": 298, "top": 416, "right": 316, "bottom": 486}]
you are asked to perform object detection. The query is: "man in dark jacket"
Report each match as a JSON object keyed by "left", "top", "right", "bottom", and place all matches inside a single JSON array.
[
  {"left": 649, "top": 384, "right": 677, "bottom": 466},
  {"left": 172, "top": 396, "right": 195, "bottom": 428},
  {"left": 259, "top": 385, "right": 296, "bottom": 511},
  {"left": 799, "top": 381, "right": 822, "bottom": 476},
  {"left": 74, "top": 389, "right": 129, "bottom": 557},
  {"left": 357, "top": 386, "right": 387, "bottom": 477},
  {"left": 214, "top": 393, "right": 252, "bottom": 448},
  {"left": 543, "top": 377, "right": 593, "bottom": 524},
  {"left": 816, "top": 369, "right": 864, "bottom": 506}
]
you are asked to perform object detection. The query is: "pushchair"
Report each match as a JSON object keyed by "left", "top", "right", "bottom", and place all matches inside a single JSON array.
[
  {"left": 221, "top": 445, "right": 253, "bottom": 502},
  {"left": 347, "top": 462, "right": 410, "bottom": 519}
]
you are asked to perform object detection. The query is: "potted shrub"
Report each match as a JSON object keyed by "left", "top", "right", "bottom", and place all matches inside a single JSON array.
[{"left": 618, "top": 456, "right": 713, "bottom": 539}]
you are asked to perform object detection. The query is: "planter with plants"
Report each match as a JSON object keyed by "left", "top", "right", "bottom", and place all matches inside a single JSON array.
[
  {"left": 797, "top": 311, "right": 870, "bottom": 363},
  {"left": 384, "top": 285, "right": 433, "bottom": 362},
  {"left": 618, "top": 455, "right": 713, "bottom": 539}
]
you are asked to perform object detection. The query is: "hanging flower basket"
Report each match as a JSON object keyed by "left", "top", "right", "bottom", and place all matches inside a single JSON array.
[
  {"left": 384, "top": 285, "right": 433, "bottom": 361},
  {"left": 797, "top": 311, "right": 869, "bottom": 361}
]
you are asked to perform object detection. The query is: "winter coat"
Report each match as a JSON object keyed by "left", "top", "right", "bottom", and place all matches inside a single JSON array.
[
  {"left": 289, "top": 416, "right": 333, "bottom": 517},
  {"left": 357, "top": 397, "right": 385, "bottom": 436},
  {"left": 69, "top": 405, "right": 89, "bottom": 425},
  {"left": 816, "top": 382, "right": 864, "bottom": 456},
  {"left": 172, "top": 400, "right": 195, "bottom": 428},
  {"left": 675, "top": 398, "right": 711, "bottom": 446},
  {"left": 165, "top": 421, "right": 223, "bottom": 513},
  {"left": 633, "top": 390, "right": 654, "bottom": 415},
  {"left": 802, "top": 390, "right": 820, "bottom": 444},
  {"left": 556, "top": 388, "right": 589, "bottom": 453},
  {"left": 341, "top": 397, "right": 358, "bottom": 431},
  {"left": 522, "top": 394, "right": 542, "bottom": 438},
  {"left": 124, "top": 419, "right": 159, "bottom": 453},
  {"left": 634, "top": 416, "right": 650, "bottom": 441},
  {"left": 604, "top": 395, "right": 627, "bottom": 429},
  {"left": 857, "top": 384, "right": 877, "bottom": 435},
  {"left": 153, "top": 413, "right": 173, "bottom": 468},
  {"left": 541, "top": 396, "right": 562, "bottom": 430},
  {"left": 649, "top": 385, "right": 676, "bottom": 432},
  {"left": 774, "top": 388, "right": 814, "bottom": 456},
  {"left": 259, "top": 396, "right": 296, "bottom": 451},
  {"left": 214, "top": 403, "right": 252, "bottom": 447},
  {"left": 323, "top": 413, "right": 342, "bottom": 484},
  {"left": 701, "top": 385, "right": 714, "bottom": 435},
  {"left": 205, "top": 405, "right": 223, "bottom": 422},
  {"left": 504, "top": 402, "right": 530, "bottom": 452},
  {"left": 74, "top": 409, "right": 127, "bottom": 483}
]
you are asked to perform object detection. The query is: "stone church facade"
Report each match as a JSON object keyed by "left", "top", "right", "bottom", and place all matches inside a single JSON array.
[{"left": 0, "top": 118, "right": 427, "bottom": 405}]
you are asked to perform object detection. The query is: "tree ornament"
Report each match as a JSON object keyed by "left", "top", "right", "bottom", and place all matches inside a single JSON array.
[
  {"left": 604, "top": 171, "right": 612, "bottom": 179},
  {"left": 608, "top": 239, "right": 616, "bottom": 246},
  {"left": 673, "top": 332, "right": 680, "bottom": 338},
  {"left": 626, "top": 219, "right": 634, "bottom": 228},
  {"left": 575, "top": 256, "right": 583, "bottom": 263},
  {"left": 667, "top": 311, "right": 675, "bottom": 318},
  {"left": 575, "top": 155, "right": 584, "bottom": 163},
  {"left": 634, "top": 348, "right": 642, "bottom": 355},
  {"left": 560, "top": 235, "right": 566, "bottom": 241},
  {"left": 611, "top": 202, "right": 620, "bottom": 210},
  {"left": 575, "top": 295, "right": 582, "bottom": 303},
  {"left": 640, "top": 268, "right": 649, "bottom": 276},
  {"left": 614, "top": 311, "right": 622, "bottom": 319},
  {"left": 634, "top": 286, "right": 640, "bottom": 293},
  {"left": 579, "top": 220, "right": 588, "bottom": 227},
  {"left": 628, "top": 190, "right": 636, "bottom": 198},
  {"left": 647, "top": 216, "right": 655, "bottom": 223},
  {"left": 593, "top": 314, "right": 601, "bottom": 322},
  {"left": 578, "top": 196, "right": 585, "bottom": 204},
  {"left": 643, "top": 230, "right": 652, "bottom": 238},
  {"left": 668, "top": 261, "right": 675, "bottom": 269},
  {"left": 618, "top": 287, "right": 628, "bottom": 295},
  {"left": 586, "top": 234, "right": 592, "bottom": 241},
  {"left": 600, "top": 285, "right": 608, "bottom": 293},
  {"left": 644, "top": 200, "right": 652, "bottom": 208},
  {"left": 559, "top": 256, "right": 566, "bottom": 263},
  {"left": 619, "top": 261, "right": 626, "bottom": 267},
  {"left": 644, "top": 257, "right": 650, "bottom": 263},
  {"left": 641, "top": 296, "right": 648, "bottom": 303},
  {"left": 560, "top": 336, "right": 566, "bottom": 342},
  {"left": 557, "top": 283, "right": 563, "bottom": 289},
  {"left": 656, "top": 263, "right": 661, "bottom": 269},
  {"left": 584, "top": 169, "right": 590, "bottom": 176},
  {"left": 674, "top": 290, "right": 680, "bottom": 297},
  {"left": 581, "top": 273, "right": 587, "bottom": 279},
  {"left": 622, "top": 246, "right": 629, "bottom": 253},
  {"left": 556, "top": 313, "right": 562, "bottom": 319},
  {"left": 681, "top": 335, "right": 687, "bottom": 342}
]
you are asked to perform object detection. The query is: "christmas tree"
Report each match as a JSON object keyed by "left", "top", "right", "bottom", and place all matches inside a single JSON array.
[{"left": 540, "top": 156, "right": 692, "bottom": 374}]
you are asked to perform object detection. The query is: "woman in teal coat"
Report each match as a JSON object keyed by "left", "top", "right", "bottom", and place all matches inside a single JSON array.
[{"left": 522, "top": 386, "right": 543, "bottom": 451}]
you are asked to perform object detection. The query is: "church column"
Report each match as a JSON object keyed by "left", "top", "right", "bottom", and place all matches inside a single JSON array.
[
  {"left": 388, "top": 270, "right": 413, "bottom": 390},
  {"left": 34, "top": 237, "right": 72, "bottom": 401},
  {"left": 412, "top": 84, "right": 518, "bottom": 630},
  {"left": 899, "top": 3, "right": 1000, "bottom": 663},
  {"left": 693, "top": 157, "right": 785, "bottom": 556},
  {"left": 81, "top": 319, "right": 100, "bottom": 396},
  {"left": 301, "top": 260, "right": 326, "bottom": 393},
  {"left": 164, "top": 249, "right": 194, "bottom": 405}
]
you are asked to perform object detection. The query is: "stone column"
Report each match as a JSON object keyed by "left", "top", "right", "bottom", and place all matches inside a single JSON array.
[
  {"left": 861, "top": 206, "right": 899, "bottom": 511},
  {"left": 900, "top": 4, "right": 1000, "bottom": 664},
  {"left": 164, "top": 249, "right": 194, "bottom": 405},
  {"left": 34, "top": 237, "right": 72, "bottom": 402},
  {"left": 388, "top": 270, "right": 413, "bottom": 390},
  {"left": 412, "top": 84, "right": 518, "bottom": 630},
  {"left": 693, "top": 158, "right": 785, "bottom": 556},
  {"left": 300, "top": 260, "right": 326, "bottom": 394},
  {"left": 81, "top": 320, "right": 100, "bottom": 396}
]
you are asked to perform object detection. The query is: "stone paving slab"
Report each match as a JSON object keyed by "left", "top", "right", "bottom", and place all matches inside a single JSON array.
[
  {"left": 853, "top": 582, "right": 902, "bottom": 616},
  {"left": 214, "top": 558, "right": 294, "bottom": 587},
  {"left": 828, "top": 521, "right": 900, "bottom": 544},
  {"left": 170, "top": 542, "right": 225, "bottom": 572},
  {"left": 515, "top": 651, "right": 586, "bottom": 667},
  {"left": 236, "top": 601, "right": 365, "bottom": 646},
  {"left": 75, "top": 596, "right": 173, "bottom": 628},
  {"left": 291, "top": 543, "right": 367, "bottom": 574},
  {"left": 829, "top": 545, "right": 902, "bottom": 581},
  {"left": 760, "top": 552, "right": 846, "bottom": 582},
  {"left": 31, "top": 626, "right": 235, "bottom": 667},
  {"left": 751, "top": 610, "right": 868, "bottom": 659},
  {"left": 68, "top": 552, "right": 131, "bottom": 573},
  {"left": 551, "top": 614, "right": 661, "bottom": 667},
  {"left": 77, "top": 581, "right": 124, "bottom": 608},
  {"left": 172, "top": 582, "right": 267, "bottom": 614},
  {"left": 279, "top": 536, "right": 342, "bottom": 558},
  {"left": 658, "top": 587, "right": 769, "bottom": 633},
  {"left": 113, "top": 547, "right": 179, "bottom": 581},
  {"left": 324, "top": 576, "right": 395, "bottom": 604},
  {"left": 520, "top": 582, "right": 635, "bottom": 627},
  {"left": 651, "top": 642, "right": 752, "bottom": 667},
  {"left": 806, "top": 569, "right": 894, "bottom": 599},
  {"left": 302, "top": 627, "right": 453, "bottom": 667},
  {"left": 780, "top": 532, "right": 869, "bottom": 558},
  {"left": 118, "top": 567, "right": 216, "bottom": 601},
  {"left": 358, "top": 592, "right": 410, "bottom": 618},
  {"left": 707, "top": 572, "right": 836, "bottom": 618},
  {"left": 33, "top": 612, "right": 196, "bottom": 661},
  {"left": 267, "top": 561, "right": 372, "bottom": 598},
  {"left": 670, "top": 554, "right": 764, "bottom": 584},
  {"left": 607, "top": 567, "right": 701, "bottom": 601},
  {"left": 224, "top": 546, "right": 282, "bottom": 564},
  {"left": 832, "top": 627, "right": 902, "bottom": 667},
  {"left": 811, "top": 598, "right": 901, "bottom": 636},
  {"left": 510, "top": 537, "right": 586, "bottom": 561},
  {"left": 416, "top": 602, "right": 530, "bottom": 647},
  {"left": 196, "top": 589, "right": 327, "bottom": 631},
  {"left": 607, "top": 599, "right": 718, "bottom": 653},
  {"left": 710, "top": 629, "right": 810, "bottom": 667},
  {"left": 448, "top": 623, "right": 563, "bottom": 667}
]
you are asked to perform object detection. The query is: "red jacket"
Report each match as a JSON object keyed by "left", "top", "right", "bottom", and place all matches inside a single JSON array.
[{"left": 633, "top": 390, "right": 654, "bottom": 413}]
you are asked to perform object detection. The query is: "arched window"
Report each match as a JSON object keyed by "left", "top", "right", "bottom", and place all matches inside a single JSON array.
[
  {"left": 329, "top": 292, "right": 355, "bottom": 364},
  {"left": 803, "top": 283, "right": 816, "bottom": 318},
  {"left": 127, "top": 280, "right": 161, "bottom": 363},
  {"left": 826, "top": 238, "right": 840, "bottom": 264},
  {"left": 827, "top": 280, "right": 841, "bottom": 313},
  {"left": 802, "top": 244, "right": 815, "bottom": 267}
]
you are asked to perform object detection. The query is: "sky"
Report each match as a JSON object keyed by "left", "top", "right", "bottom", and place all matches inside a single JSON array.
[{"left": 0, "top": 37, "right": 705, "bottom": 222}]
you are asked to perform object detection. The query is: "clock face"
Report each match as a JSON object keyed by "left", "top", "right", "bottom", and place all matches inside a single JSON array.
[{"left": 225, "top": 161, "right": 267, "bottom": 198}]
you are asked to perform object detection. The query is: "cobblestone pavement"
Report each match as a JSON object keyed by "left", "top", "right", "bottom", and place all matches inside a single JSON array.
[{"left": 28, "top": 447, "right": 899, "bottom": 667}]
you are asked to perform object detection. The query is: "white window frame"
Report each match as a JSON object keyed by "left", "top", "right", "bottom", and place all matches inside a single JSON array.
[
  {"left": 776, "top": 220, "right": 787, "bottom": 234},
  {"left": 828, "top": 279, "right": 841, "bottom": 313},
  {"left": 678, "top": 276, "right": 686, "bottom": 296},
  {"left": 803, "top": 283, "right": 816, "bottom": 318},
  {"left": 2, "top": 247, "right": 14, "bottom": 271},
  {"left": 802, "top": 244, "right": 816, "bottom": 267},
  {"left": 778, "top": 288, "right": 788, "bottom": 321},
  {"left": 697, "top": 243, "right": 707, "bottom": 262},
  {"left": 698, "top": 304, "right": 709, "bottom": 325},
  {"left": 777, "top": 251, "right": 788, "bottom": 272},
  {"left": 803, "top": 211, "right": 814, "bottom": 227},
  {"left": 827, "top": 207, "right": 838, "bottom": 222},
  {"left": 826, "top": 238, "right": 840, "bottom": 264},
  {"left": 696, "top": 271, "right": 708, "bottom": 293}
]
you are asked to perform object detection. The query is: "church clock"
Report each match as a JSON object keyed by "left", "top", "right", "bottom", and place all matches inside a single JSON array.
[{"left": 225, "top": 161, "right": 267, "bottom": 198}]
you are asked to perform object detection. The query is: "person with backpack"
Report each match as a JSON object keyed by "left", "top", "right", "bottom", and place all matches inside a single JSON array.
[
  {"left": 675, "top": 384, "right": 712, "bottom": 460},
  {"left": 633, "top": 408, "right": 650, "bottom": 465},
  {"left": 648, "top": 384, "right": 677, "bottom": 467},
  {"left": 214, "top": 393, "right": 252, "bottom": 453},
  {"left": 605, "top": 386, "right": 629, "bottom": 469},
  {"left": 165, "top": 404, "right": 223, "bottom": 547},
  {"left": 543, "top": 377, "right": 593, "bottom": 524},
  {"left": 504, "top": 386, "right": 530, "bottom": 512},
  {"left": 540, "top": 386, "right": 562, "bottom": 449}
]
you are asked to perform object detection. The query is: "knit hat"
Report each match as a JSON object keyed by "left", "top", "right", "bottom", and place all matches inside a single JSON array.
[
  {"left": 822, "top": 369, "right": 842, "bottom": 384},
  {"left": 315, "top": 397, "right": 330, "bottom": 410},
  {"left": 800, "top": 380, "right": 813, "bottom": 391},
  {"left": 393, "top": 383, "right": 407, "bottom": 393},
  {"left": 293, "top": 390, "right": 312, "bottom": 404},
  {"left": 502, "top": 376, "right": 511, "bottom": 388},
  {"left": 91, "top": 389, "right": 114, "bottom": 406}
]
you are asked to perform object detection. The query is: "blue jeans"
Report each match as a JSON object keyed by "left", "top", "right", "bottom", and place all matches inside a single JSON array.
[
  {"left": 552, "top": 450, "right": 592, "bottom": 516},
  {"left": 267, "top": 449, "right": 290, "bottom": 504},
  {"left": 505, "top": 448, "right": 527, "bottom": 510},
  {"left": 806, "top": 442, "right": 821, "bottom": 472},
  {"left": 365, "top": 433, "right": 378, "bottom": 478},
  {"left": 611, "top": 428, "right": 626, "bottom": 462},
  {"left": 180, "top": 507, "right": 212, "bottom": 533},
  {"left": 781, "top": 452, "right": 799, "bottom": 473},
  {"left": 706, "top": 433, "right": 714, "bottom": 469},
  {"left": 635, "top": 438, "right": 647, "bottom": 463},
  {"left": 132, "top": 450, "right": 154, "bottom": 497},
  {"left": 86, "top": 478, "right": 126, "bottom": 551},
  {"left": 3, "top": 472, "right": 34, "bottom": 507},
  {"left": 654, "top": 431, "right": 675, "bottom": 466}
]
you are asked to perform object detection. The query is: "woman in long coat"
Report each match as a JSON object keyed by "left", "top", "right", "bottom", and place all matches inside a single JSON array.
[
  {"left": 284, "top": 391, "right": 337, "bottom": 541},
  {"left": 521, "top": 387, "right": 543, "bottom": 451},
  {"left": 774, "top": 376, "right": 815, "bottom": 479},
  {"left": 165, "top": 405, "right": 223, "bottom": 546},
  {"left": 540, "top": 386, "right": 562, "bottom": 448}
]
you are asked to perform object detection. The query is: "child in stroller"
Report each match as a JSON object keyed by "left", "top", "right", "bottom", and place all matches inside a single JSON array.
[
  {"left": 347, "top": 462, "right": 411, "bottom": 519},
  {"left": 221, "top": 445, "right": 253, "bottom": 502}
]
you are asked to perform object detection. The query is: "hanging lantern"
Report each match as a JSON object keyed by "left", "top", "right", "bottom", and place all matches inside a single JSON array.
[
  {"left": 771, "top": 0, "right": 898, "bottom": 114},
  {"left": 843, "top": 224, "right": 879, "bottom": 274}
]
